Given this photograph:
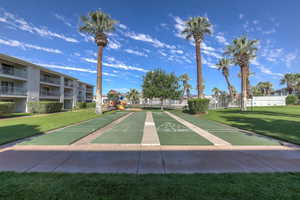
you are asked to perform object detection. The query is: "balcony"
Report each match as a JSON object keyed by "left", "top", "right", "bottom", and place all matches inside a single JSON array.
[
  {"left": 40, "top": 76, "right": 60, "bottom": 85},
  {"left": 64, "top": 92, "right": 73, "bottom": 98},
  {"left": 0, "top": 86, "right": 27, "bottom": 96},
  {"left": 64, "top": 81, "right": 73, "bottom": 88},
  {"left": 0, "top": 67, "right": 27, "bottom": 79},
  {"left": 86, "top": 88, "right": 93, "bottom": 93},
  {"left": 40, "top": 90, "right": 60, "bottom": 98}
]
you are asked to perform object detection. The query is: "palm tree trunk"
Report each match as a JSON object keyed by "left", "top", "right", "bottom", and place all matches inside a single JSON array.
[
  {"left": 224, "top": 75, "right": 233, "bottom": 98},
  {"left": 160, "top": 98, "right": 164, "bottom": 111},
  {"left": 95, "top": 45, "right": 104, "bottom": 114},
  {"left": 241, "top": 66, "right": 248, "bottom": 111},
  {"left": 195, "top": 40, "right": 204, "bottom": 98}
]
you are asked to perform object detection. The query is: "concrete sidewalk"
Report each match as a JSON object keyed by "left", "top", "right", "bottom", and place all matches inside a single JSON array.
[{"left": 1, "top": 145, "right": 300, "bottom": 174}]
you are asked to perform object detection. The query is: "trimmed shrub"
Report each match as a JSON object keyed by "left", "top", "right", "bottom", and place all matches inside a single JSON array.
[
  {"left": 76, "top": 102, "right": 87, "bottom": 109},
  {"left": 0, "top": 102, "right": 15, "bottom": 115},
  {"left": 86, "top": 102, "right": 96, "bottom": 108},
  {"left": 27, "top": 101, "right": 63, "bottom": 113},
  {"left": 286, "top": 95, "right": 299, "bottom": 105},
  {"left": 188, "top": 98, "right": 210, "bottom": 114}
]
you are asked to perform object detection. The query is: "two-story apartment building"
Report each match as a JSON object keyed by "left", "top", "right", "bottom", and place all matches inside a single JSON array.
[{"left": 0, "top": 54, "right": 94, "bottom": 112}]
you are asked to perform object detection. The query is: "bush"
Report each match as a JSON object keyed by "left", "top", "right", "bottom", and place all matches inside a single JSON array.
[
  {"left": 188, "top": 98, "right": 210, "bottom": 114},
  {"left": 86, "top": 102, "right": 96, "bottom": 108},
  {"left": 27, "top": 101, "right": 63, "bottom": 113},
  {"left": 286, "top": 95, "right": 299, "bottom": 105},
  {"left": 76, "top": 102, "right": 87, "bottom": 109},
  {"left": 0, "top": 102, "right": 15, "bottom": 115}
]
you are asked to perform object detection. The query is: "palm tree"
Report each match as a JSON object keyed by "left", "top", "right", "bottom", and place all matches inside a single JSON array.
[
  {"left": 181, "top": 17, "right": 212, "bottom": 98},
  {"left": 212, "top": 87, "right": 222, "bottom": 97},
  {"left": 280, "top": 73, "right": 298, "bottom": 94},
  {"left": 225, "top": 36, "right": 259, "bottom": 111},
  {"left": 79, "top": 10, "right": 117, "bottom": 114},
  {"left": 256, "top": 82, "right": 273, "bottom": 96},
  {"left": 179, "top": 73, "right": 192, "bottom": 99},
  {"left": 238, "top": 71, "right": 254, "bottom": 97},
  {"left": 126, "top": 89, "right": 140, "bottom": 104},
  {"left": 216, "top": 58, "right": 234, "bottom": 98}
]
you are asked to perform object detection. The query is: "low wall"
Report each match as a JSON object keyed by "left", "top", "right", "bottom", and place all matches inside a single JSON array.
[{"left": 247, "top": 96, "right": 286, "bottom": 107}]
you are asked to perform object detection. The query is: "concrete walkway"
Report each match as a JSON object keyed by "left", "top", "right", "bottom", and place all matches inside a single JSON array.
[
  {"left": 1, "top": 145, "right": 300, "bottom": 173},
  {"left": 72, "top": 112, "right": 133, "bottom": 145},
  {"left": 141, "top": 112, "right": 160, "bottom": 145},
  {"left": 165, "top": 111, "right": 231, "bottom": 146}
]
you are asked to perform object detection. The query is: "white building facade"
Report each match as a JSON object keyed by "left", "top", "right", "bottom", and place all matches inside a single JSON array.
[{"left": 0, "top": 54, "right": 94, "bottom": 112}]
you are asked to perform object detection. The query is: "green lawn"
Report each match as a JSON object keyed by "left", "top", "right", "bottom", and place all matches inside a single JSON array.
[
  {"left": 172, "top": 111, "right": 280, "bottom": 146},
  {"left": 0, "top": 109, "right": 113, "bottom": 145},
  {"left": 92, "top": 112, "right": 146, "bottom": 144},
  {"left": 153, "top": 112, "right": 212, "bottom": 145},
  {"left": 20, "top": 112, "right": 127, "bottom": 145},
  {"left": 202, "top": 106, "right": 300, "bottom": 144},
  {"left": 1, "top": 172, "right": 300, "bottom": 200}
]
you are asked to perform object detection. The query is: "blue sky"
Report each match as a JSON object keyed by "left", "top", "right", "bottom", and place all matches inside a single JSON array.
[{"left": 0, "top": 0, "right": 299, "bottom": 95}]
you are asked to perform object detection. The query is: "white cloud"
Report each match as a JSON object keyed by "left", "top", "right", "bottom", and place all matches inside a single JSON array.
[
  {"left": 53, "top": 14, "right": 72, "bottom": 27},
  {"left": 239, "top": 14, "right": 244, "bottom": 19},
  {"left": 262, "top": 29, "right": 276, "bottom": 35},
  {"left": 124, "top": 49, "right": 148, "bottom": 57},
  {"left": 118, "top": 24, "right": 127, "bottom": 29},
  {"left": 173, "top": 16, "right": 186, "bottom": 39},
  {"left": 82, "top": 57, "right": 148, "bottom": 72},
  {"left": 37, "top": 63, "right": 117, "bottom": 76},
  {"left": 0, "top": 38, "right": 62, "bottom": 54},
  {"left": 0, "top": 9, "right": 78, "bottom": 43},
  {"left": 215, "top": 34, "right": 229, "bottom": 45},
  {"left": 107, "top": 38, "right": 121, "bottom": 49},
  {"left": 285, "top": 52, "right": 298, "bottom": 67},
  {"left": 256, "top": 65, "right": 283, "bottom": 77}
]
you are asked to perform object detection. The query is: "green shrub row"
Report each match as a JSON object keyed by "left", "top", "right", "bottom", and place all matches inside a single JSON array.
[
  {"left": 27, "top": 101, "right": 63, "bottom": 113},
  {"left": 0, "top": 102, "right": 15, "bottom": 115},
  {"left": 76, "top": 102, "right": 96, "bottom": 109},
  {"left": 187, "top": 98, "right": 210, "bottom": 114},
  {"left": 286, "top": 95, "right": 299, "bottom": 105}
]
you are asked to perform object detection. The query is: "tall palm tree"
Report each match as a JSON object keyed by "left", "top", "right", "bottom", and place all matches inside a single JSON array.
[
  {"left": 225, "top": 36, "right": 258, "bottom": 111},
  {"left": 216, "top": 58, "right": 234, "bottom": 98},
  {"left": 79, "top": 10, "right": 117, "bottom": 114},
  {"left": 179, "top": 73, "right": 192, "bottom": 99},
  {"left": 280, "top": 73, "right": 298, "bottom": 94},
  {"left": 212, "top": 87, "right": 222, "bottom": 97},
  {"left": 126, "top": 89, "right": 140, "bottom": 104},
  {"left": 181, "top": 17, "right": 212, "bottom": 98}
]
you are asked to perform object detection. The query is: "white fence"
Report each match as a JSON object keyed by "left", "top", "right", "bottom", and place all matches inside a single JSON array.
[{"left": 247, "top": 96, "right": 286, "bottom": 107}]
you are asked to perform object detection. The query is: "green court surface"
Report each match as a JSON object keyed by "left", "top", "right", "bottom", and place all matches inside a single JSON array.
[
  {"left": 171, "top": 111, "right": 280, "bottom": 146},
  {"left": 92, "top": 112, "right": 146, "bottom": 144},
  {"left": 20, "top": 112, "right": 127, "bottom": 145},
  {"left": 153, "top": 112, "right": 213, "bottom": 145}
]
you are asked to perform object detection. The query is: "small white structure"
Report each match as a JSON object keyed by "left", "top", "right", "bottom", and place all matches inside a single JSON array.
[{"left": 247, "top": 96, "right": 286, "bottom": 107}]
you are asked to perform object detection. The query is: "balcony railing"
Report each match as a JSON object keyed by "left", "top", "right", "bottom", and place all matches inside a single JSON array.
[
  {"left": 64, "top": 93, "right": 73, "bottom": 97},
  {"left": 64, "top": 81, "right": 73, "bottom": 87},
  {"left": 40, "top": 90, "right": 60, "bottom": 97},
  {"left": 86, "top": 88, "right": 93, "bottom": 93},
  {"left": 0, "top": 67, "right": 27, "bottom": 78},
  {"left": 0, "top": 86, "right": 27, "bottom": 96},
  {"left": 40, "top": 76, "right": 60, "bottom": 85}
]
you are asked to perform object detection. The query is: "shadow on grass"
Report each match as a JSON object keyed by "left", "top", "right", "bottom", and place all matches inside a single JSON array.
[
  {"left": 0, "top": 124, "right": 41, "bottom": 146},
  {"left": 217, "top": 115, "right": 300, "bottom": 144},
  {"left": 216, "top": 107, "right": 300, "bottom": 118}
]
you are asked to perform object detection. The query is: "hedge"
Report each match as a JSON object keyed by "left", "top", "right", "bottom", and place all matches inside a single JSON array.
[
  {"left": 0, "top": 102, "right": 15, "bottom": 115},
  {"left": 76, "top": 102, "right": 96, "bottom": 109},
  {"left": 86, "top": 102, "right": 96, "bottom": 108},
  {"left": 188, "top": 98, "right": 210, "bottom": 114},
  {"left": 27, "top": 101, "right": 63, "bottom": 113},
  {"left": 286, "top": 95, "right": 299, "bottom": 105}
]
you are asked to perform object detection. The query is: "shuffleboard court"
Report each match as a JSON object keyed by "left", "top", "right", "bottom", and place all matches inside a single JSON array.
[
  {"left": 152, "top": 112, "right": 213, "bottom": 145},
  {"left": 92, "top": 112, "right": 146, "bottom": 144},
  {"left": 171, "top": 111, "right": 280, "bottom": 146},
  {"left": 20, "top": 112, "right": 128, "bottom": 145}
]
